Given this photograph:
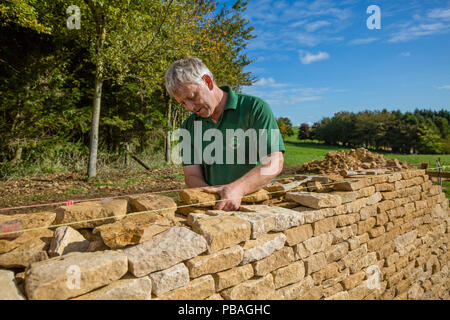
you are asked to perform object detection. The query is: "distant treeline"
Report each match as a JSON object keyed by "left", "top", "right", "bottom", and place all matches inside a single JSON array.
[{"left": 298, "top": 109, "right": 450, "bottom": 154}]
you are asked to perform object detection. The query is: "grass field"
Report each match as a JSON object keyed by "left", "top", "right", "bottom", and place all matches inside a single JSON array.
[{"left": 283, "top": 127, "right": 450, "bottom": 199}]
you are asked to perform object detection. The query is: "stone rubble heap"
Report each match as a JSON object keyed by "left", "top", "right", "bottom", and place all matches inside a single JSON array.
[
  {"left": 0, "top": 169, "right": 448, "bottom": 300},
  {"left": 298, "top": 148, "right": 412, "bottom": 174}
]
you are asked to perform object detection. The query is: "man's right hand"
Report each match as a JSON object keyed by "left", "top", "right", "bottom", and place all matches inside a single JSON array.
[{"left": 202, "top": 184, "right": 244, "bottom": 211}]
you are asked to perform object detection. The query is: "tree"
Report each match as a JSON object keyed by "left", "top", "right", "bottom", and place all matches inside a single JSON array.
[
  {"left": 277, "top": 117, "right": 294, "bottom": 138},
  {"left": 0, "top": 0, "right": 258, "bottom": 178},
  {"left": 297, "top": 123, "right": 311, "bottom": 140}
]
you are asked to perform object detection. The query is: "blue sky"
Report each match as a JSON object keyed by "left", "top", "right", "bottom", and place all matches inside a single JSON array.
[{"left": 218, "top": 0, "right": 450, "bottom": 126}]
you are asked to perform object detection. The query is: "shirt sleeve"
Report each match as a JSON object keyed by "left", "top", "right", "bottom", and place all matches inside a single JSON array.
[
  {"left": 250, "top": 100, "right": 286, "bottom": 159},
  {"left": 180, "top": 117, "right": 197, "bottom": 167}
]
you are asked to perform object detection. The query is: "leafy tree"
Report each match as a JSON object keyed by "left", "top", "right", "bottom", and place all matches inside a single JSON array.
[
  {"left": 277, "top": 117, "right": 294, "bottom": 138},
  {"left": 0, "top": 0, "right": 258, "bottom": 179},
  {"left": 298, "top": 123, "right": 311, "bottom": 140}
]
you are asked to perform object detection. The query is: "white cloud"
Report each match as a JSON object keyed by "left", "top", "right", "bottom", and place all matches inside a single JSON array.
[
  {"left": 266, "top": 96, "right": 322, "bottom": 106},
  {"left": 389, "top": 22, "right": 448, "bottom": 42},
  {"left": 428, "top": 8, "right": 450, "bottom": 20},
  {"left": 254, "top": 77, "right": 275, "bottom": 86},
  {"left": 349, "top": 37, "right": 378, "bottom": 45},
  {"left": 242, "top": 0, "right": 353, "bottom": 51},
  {"left": 299, "top": 50, "right": 330, "bottom": 64},
  {"left": 295, "top": 33, "right": 322, "bottom": 47},
  {"left": 437, "top": 85, "right": 450, "bottom": 90},
  {"left": 387, "top": 6, "right": 450, "bottom": 43},
  {"left": 243, "top": 84, "right": 334, "bottom": 107},
  {"left": 305, "top": 20, "right": 331, "bottom": 32},
  {"left": 289, "top": 20, "right": 307, "bottom": 28},
  {"left": 400, "top": 51, "right": 411, "bottom": 56},
  {"left": 253, "top": 77, "right": 289, "bottom": 88}
]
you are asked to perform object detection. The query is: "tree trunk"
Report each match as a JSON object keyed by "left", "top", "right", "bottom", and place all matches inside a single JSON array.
[
  {"left": 88, "top": 77, "right": 103, "bottom": 178},
  {"left": 165, "top": 99, "right": 172, "bottom": 163},
  {"left": 11, "top": 145, "right": 22, "bottom": 165},
  {"left": 87, "top": 18, "right": 106, "bottom": 179}
]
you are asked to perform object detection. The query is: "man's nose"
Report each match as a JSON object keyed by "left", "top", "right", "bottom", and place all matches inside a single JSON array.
[{"left": 185, "top": 101, "right": 195, "bottom": 112}]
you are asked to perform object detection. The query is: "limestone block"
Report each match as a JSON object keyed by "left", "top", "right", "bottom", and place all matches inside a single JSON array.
[
  {"left": 72, "top": 277, "right": 152, "bottom": 300},
  {"left": 325, "top": 242, "right": 349, "bottom": 263},
  {"left": 357, "top": 217, "right": 376, "bottom": 235},
  {"left": 329, "top": 191, "right": 358, "bottom": 204},
  {"left": 122, "top": 226, "right": 207, "bottom": 277},
  {"left": 149, "top": 263, "right": 190, "bottom": 296},
  {"left": 213, "top": 264, "right": 254, "bottom": 291},
  {"left": 0, "top": 211, "right": 56, "bottom": 231},
  {"left": 252, "top": 247, "right": 295, "bottom": 276},
  {"left": 357, "top": 186, "right": 376, "bottom": 198},
  {"left": 302, "top": 233, "right": 333, "bottom": 256},
  {"left": 0, "top": 270, "right": 25, "bottom": 300},
  {"left": 304, "top": 252, "right": 327, "bottom": 275},
  {"left": 179, "top": 188, "right": 219, "bottom": 207},
  {"left": 375, "top": 183, "right": 395, "bottom": 192},
  {"left": 241, "top": 233, "right": 286, "bottom": 265},
  {"left": 221, "top": 273, "right": 275, "bottom": 300},
  {"left": 190, "top": 215, "right": 250, "bottom": 253},
  {"left": 239, "top": 205, "right": 305, "bottom": 231},
  {"left": 241, "top": 189, "right": 270, "bottom": 203},
  {"left": 48, "top": 226, "right": 89, "bottom": 257},
  {"left": 55, "top": 199, "right": 128, "bottom": 229},
  {"left": 128, "top": 194, "right": 177, "bottom": 219},
  {"left": 275, "top": 276, "right": 314, "bottom": 300},
  {"left": 286, "top": 192, "right": 342, "bottom": 209},
  {"left": 313, "top": 217, "right": 337, "bottom": 236},
  {"left": 333, "top": 180, "right": 368, "bottom": 191},
  {"left": 25, "top": 251, "right": 128, "bottom": 300},
  {"left": 366, "top": 192, "right": 382, "bottom": 206},
  {"left": 271, "top": 261, "right": 305, "bottom": 289},
  {"left": 232, "top": 211, "right": 276, "bottom": 239},
  {"left": 186, "top": 245, "right": 243, "bottom": 278},
  {"left": 283, "top": 224, "right": 313, "bottom": 246},
  {"left": 154, "top": 275, "right": 215, "bottom": 300},
  {"left": 0, "top": 214, "right": 55, "bottom": 254},
  {"left": 0, "top": 229, "right": 52, "bottom": 268},
  {"left": 93, "top": 212, "right": 171, "bottom": 249}
]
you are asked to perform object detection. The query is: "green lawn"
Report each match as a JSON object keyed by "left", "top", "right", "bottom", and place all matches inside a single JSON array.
[{"left": 283, "top": 128, "right": 450, "bottom": 170}]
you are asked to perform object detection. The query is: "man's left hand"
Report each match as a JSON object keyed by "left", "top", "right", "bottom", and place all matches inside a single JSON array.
[{"left": 202, "top": 184, "right": 243, "bottom": 211}]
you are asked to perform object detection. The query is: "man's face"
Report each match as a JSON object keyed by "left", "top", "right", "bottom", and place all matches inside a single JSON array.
[{"left": 173, "top": 82, "right": 215, "bottom": 118}]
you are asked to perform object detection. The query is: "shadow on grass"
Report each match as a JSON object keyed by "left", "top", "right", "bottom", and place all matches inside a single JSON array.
[{"left": 284, "top": 141, "right": 349, "bottom": 150}]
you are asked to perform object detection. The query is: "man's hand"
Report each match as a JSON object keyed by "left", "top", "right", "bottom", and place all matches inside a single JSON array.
[{"left": 202, "top": 184, "right": 244, "bottom": 211}]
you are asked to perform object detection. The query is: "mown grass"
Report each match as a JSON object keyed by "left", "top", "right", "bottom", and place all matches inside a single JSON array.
[{"left": 283, "top": 127, "right": 450, "bottom": 170}]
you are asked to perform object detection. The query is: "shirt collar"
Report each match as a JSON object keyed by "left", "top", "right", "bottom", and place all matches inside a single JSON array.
[
  {"left": 193, "top": 85, "right": 237, "bottom": 121},
  {"left": 220, "top": 85, "right": 238, "bottom": 110}
]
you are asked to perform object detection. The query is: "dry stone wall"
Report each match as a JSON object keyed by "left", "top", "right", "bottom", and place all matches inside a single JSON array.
[{"left": 0, "top": 169, "right": 448, "bottom": 300}]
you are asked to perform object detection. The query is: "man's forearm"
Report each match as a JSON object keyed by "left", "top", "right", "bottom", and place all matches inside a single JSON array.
[
  {"left": 230, "top": 153, "right": 283, "bottom": 196},
  {"left": 185, "top": 175, "right": 209, "bottom": 188}
]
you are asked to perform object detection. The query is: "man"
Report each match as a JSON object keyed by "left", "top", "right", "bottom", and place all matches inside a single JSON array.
[{"left": 165, "top": 57, "right": 285, "bottom": 211}]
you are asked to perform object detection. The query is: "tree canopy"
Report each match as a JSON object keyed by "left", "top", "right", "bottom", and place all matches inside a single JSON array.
[{"left": 0, "top": 0, "right": 256, "bottom": 178}]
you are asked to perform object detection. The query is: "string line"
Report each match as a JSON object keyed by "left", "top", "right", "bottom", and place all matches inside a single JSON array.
[{"left": 0, "top": 170, "right": 435, "bottom": 238}]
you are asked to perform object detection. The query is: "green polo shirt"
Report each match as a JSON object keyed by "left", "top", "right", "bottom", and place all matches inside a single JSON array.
[{"left": 180, "top": 85, "right": 285, "bottom": 186}]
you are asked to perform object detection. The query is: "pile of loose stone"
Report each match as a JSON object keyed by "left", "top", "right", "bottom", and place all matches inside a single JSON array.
[
  {"left": 298, "top": 148, "right": 411, "bottom": 174},
  {"left": 0, "top": 169, "right": 448, "bottom": 300}
]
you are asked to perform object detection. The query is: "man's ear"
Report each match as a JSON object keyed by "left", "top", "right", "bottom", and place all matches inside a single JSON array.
[{"left": 202, "top": 74, "right": 214, "bottom": 90}]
